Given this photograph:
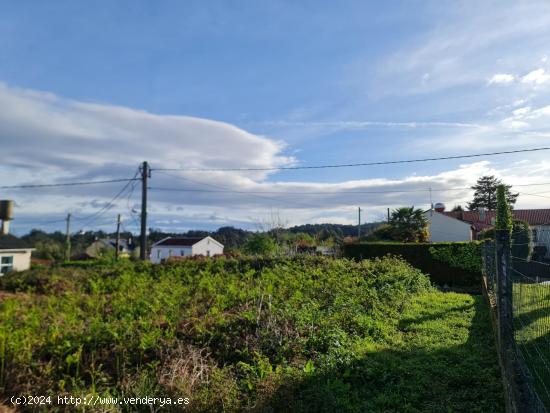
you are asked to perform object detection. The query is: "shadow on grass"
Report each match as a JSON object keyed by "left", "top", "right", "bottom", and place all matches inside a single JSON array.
[{"left": 249, "top": 295, "right": 504, "bottom": 413}]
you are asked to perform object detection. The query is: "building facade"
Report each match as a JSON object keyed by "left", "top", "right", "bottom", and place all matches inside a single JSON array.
[
  {"left": 0, "top": 234, "right": 34, "bottom": 274},
  {"left": 150, "top": 236, "right": 224, "bottom": 264}
]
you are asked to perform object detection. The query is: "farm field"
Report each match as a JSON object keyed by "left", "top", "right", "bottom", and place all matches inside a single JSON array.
[{"left": 0, "top": 257, "right": 503, "bottom": 412}]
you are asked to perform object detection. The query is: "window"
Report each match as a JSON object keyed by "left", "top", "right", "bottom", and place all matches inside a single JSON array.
[
  {"left": 157, "top": 249, "right": 161, "bottom": 259},
  {"left": 206, "top": 250, "right": 211, "bottom": 257},
  {"left": 0, "top": 256, "right": 13, "bottom": 275},
  {"left": 180, "top": 250, "right": 184, "bottom": 256}
]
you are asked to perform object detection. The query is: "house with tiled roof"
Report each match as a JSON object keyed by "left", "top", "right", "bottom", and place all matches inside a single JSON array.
[
  {"left": 150, "top": 236, "right": 224, "bottom": 263},
  {"left": 425, "top": 205, "right": 550, "bottom": 257}
]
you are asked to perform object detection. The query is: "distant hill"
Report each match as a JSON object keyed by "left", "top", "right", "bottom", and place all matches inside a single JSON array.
[{"left": 286, "top": 222, "right": 383, "bottom": 238}]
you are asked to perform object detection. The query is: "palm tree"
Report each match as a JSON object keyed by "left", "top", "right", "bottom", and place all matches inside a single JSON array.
[{"left": 389, "top": 207, "right": 429, "bottom": 242}]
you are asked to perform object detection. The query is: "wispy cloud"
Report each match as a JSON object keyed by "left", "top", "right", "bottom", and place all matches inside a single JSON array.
[
  {"left": 249, "top": 120, "right": 484, "bottom": 130},
  {"left": 374, "top": 1, "right": 550, "bottom": 96},
  {"left": 489, "top": 74, "right": 515, "bottom": 85},
  {"left": 521, "top": 68, "right": 550, "bottom": 85}
]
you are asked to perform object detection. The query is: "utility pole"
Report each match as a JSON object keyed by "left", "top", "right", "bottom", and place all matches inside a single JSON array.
[
  {"left": 115, "top": 214, "right": 121, "bottom": 260},
  {"left": 140, "top": 161, "right": 149, "bottom": 260},
  {"left": 358, "top": 207, "right": 362, "bottom": 239},
  {"left": 65, "top": 213, "right": 71, "bottom": 261},
  {"left": 387, "top": 208, "right": 390, "bottom": 223},
  {"left": 429, "top": 187, "right": 433, "bottom": 209}
]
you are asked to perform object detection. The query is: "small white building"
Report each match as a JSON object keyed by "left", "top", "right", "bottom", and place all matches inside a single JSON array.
[
  {"left": 0, "top": 234, "right": 35, "bottom": 274},
  {"left": 150, "top": 236, "right": 224, "bottom": 264},
  {"left": 423, "top": 209, "right": 473, "bottom": 242}
]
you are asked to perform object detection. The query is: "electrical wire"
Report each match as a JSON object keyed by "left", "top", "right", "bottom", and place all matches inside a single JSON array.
[
  {"left": 154, "top": 170, "right": 323, "bottom": 209},
  {"left": 74, "top": 169, "right": 140, "bottom": 229},
  {"left": 0, "top": 177, "right": 139, "bottom": 189},
  {"left": 151, "top": 146, "right": 550, "bottom": 172}
]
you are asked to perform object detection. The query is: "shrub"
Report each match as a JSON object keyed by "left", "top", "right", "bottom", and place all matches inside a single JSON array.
[
  {"left": 0, "top": 256, "right": 431, "bottom": 411},
  {"left": 343, "top": 242, "right": 482, "bottom": 286}
]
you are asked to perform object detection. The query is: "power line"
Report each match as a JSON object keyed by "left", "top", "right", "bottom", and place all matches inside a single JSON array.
[
  {"left": 74, "top": 170, "right": 140, "bottom": 229},
  {"left": 148, "top": 181, "right": 550, "bottom": 196},
  {"left": 148, "top": 186, "right": 436, "bottom": 195},
  {"left": 151, "top": 147, "right": 550, "bottom": 172},
  {"left": 154, "top": 170, "right": 322, "bottom": 209},
  {"left": 0, "top": 177, "right": 140, "bottom": 190}
]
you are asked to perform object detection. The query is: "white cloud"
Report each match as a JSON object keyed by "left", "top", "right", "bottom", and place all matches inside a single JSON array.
[
  {"left": 521, "top": 68, "right": 550, "bottom": 85},
  {"left": 373, "top": 1, "right": 550, "bottom": 96},
  {"left": 0, "top": 82, "right": 294, "bottom": 179},
  {"left": 4, "top": 82, "right": 550, "bottom": 234},
  {"left": 489, "top": 73, "right": 515, "bottom": 84}
]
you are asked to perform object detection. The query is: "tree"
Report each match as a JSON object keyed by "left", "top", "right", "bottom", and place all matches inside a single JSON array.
[
  {"left": 451, "top": 205, "right": 464, "bottom": 212},
  {"left": 495, "top": 184, "right": 513, "bottom": 233},
  {"left": 243, "top": 233, "right": 277, "bottom": 255},
  {"left": 389, "top": 207, "right": 429, "bottom": 243},
  {"left": 467, "top": 175, "right": 518, "bottom": 210}
]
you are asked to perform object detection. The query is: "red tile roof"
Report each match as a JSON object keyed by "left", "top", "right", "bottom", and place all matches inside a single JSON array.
[{"left": 444, "top": 209, "right": 550, "bottom": 227}]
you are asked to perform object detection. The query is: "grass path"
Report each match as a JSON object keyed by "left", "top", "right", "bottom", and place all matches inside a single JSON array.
[{"left": 265, "top": 291, "right": 505, "bottom": 413}]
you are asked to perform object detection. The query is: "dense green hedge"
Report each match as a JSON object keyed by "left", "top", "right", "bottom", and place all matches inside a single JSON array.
[{"left": 343, "top": 242, "right": 483, "bottom": 287}]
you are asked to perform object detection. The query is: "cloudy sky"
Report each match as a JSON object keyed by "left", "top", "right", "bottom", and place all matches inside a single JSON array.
[{"left": 2, "top": 0, "right": 550, "bottom": 235}]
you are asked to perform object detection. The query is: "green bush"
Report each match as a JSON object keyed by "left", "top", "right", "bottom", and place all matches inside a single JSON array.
[
  {"left": 343, "top": 242, "right": 483, "bottom": 286},
  {"left": 0, "top": 256, "right": 431, "bottom": 412}
]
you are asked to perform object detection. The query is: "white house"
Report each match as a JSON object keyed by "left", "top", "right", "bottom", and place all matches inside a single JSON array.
[
  {"left": 0, "top": 234, "right": 35, "bottom": 274},
  {"left": 150, "top": 236, "right": 224, "bottom": 263},
  {"left": 423, "top": 209, "right": 473, "bottom": 242}
]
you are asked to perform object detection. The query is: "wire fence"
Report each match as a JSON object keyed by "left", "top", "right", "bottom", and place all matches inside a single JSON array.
[{"left": 482, "top": 234, "right": 550, "bottom": 412}]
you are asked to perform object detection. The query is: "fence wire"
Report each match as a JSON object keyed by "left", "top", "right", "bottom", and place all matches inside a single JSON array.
[
  {"left": 483, "top": 238, "right": 550, "bottom": 412},
  {"left": 512, "top": 258, "right": 550, "bottom": 410}
]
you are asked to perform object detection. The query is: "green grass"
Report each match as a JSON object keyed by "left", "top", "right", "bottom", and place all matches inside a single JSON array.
[
  {"left": 264, "top": 291, "right": 504, "bottom": 413},
  {"left": 513, "top": 282, "right": 550, "bottom": 408},
  {"left": 0, "top": 257, "right": 503, "bottom": 412}
]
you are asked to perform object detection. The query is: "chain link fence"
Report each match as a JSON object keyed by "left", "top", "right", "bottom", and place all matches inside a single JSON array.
[{"left": 482, "top": 234, "right": 549, "bottom": 412}]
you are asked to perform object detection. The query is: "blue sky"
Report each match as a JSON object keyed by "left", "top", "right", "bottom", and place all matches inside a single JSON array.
[{"left": 2, "top": 1, "right": 550, "bottom": 234}]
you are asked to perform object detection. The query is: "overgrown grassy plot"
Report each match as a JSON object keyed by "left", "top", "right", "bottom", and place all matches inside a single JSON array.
[
  {"left": 513, "top": 281, "right": 550, "bottom": 408},
  {"left": 257, "top": 292, "right": 504, "bottom": 413},
  {"left": 0, "top": 257, "right": 503, "bottom": 412}
]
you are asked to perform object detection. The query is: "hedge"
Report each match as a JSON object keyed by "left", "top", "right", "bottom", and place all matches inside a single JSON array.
[{"left": 343, "top": 241, "right": 483, "bottom": 287}]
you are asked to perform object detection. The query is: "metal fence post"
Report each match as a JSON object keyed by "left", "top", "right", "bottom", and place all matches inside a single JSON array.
[{"left": 496, "top": 229, "right": 513, "bottom": 352}]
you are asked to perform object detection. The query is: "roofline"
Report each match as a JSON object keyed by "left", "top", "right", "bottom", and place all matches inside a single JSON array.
[
  {"left": 0, "top": 248, "right": 36, "bottom": 252},
  {"left": 202, "top": 236, "right": 224, "bottom": 248},
  {"left": 151, "top": 236, "right": 224, "bottom": 248},
  {"left": 151, "top": 236, "right": 173, "bottom": 247},
  {"left": 424, "top": 210, "right": 472, "bottom": 227}
]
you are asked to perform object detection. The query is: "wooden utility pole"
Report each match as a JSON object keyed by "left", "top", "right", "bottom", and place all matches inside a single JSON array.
[
  {"left": 140, "top": 161, "right": 149, "bottom": 260},
  {"left": 115, "top": 214, "right": 121, "bottom": 260},
  {"left": 65, "top": 213, "right": 71, "bottom": 261},
  {"left": 387, "top": 208, "right": 390, "bottom": 223},
  {"left": 358, "top": 207, "right": 362, "bottom": 239}
]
